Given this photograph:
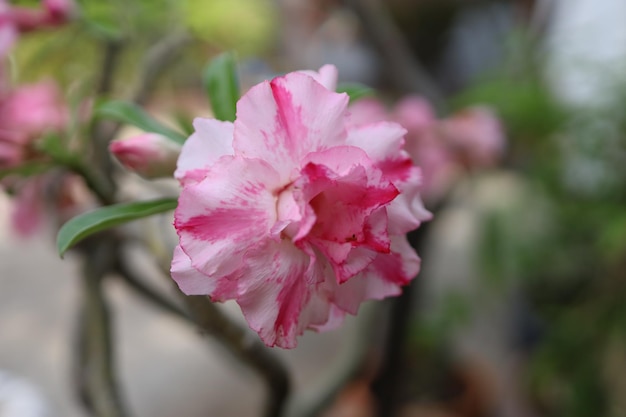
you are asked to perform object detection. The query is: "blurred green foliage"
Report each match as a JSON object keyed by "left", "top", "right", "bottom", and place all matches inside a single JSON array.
[
  {"left": 182, "top": 0, "right": 277, "bottom": 55},
  {"left": 452, "top": 32, "right": 626, "bottom": 417}
]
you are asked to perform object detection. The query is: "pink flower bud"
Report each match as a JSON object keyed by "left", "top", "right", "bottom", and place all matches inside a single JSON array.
[{"left": 109, "top": 133, "right": 182, "bottom": 179}]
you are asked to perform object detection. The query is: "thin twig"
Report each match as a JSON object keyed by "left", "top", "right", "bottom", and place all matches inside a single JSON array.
[
  {"left": 132, "top": 32, "right": 192, "bottom": 106},
  {"left": 115, "top": 255, "right": 191, "bottom": 323},
  {"left": 342, "top": 0, "right": 447, "bottom": 113}
]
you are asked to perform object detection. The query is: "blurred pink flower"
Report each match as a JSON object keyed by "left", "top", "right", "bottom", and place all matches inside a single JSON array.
[
  {"left": 172, "top": 66, "right": 430, "bottom": 348},
  {"left": 0, "top": 80, "right": 73, "bottom": 238},
  {"left": 110, "top": 133, "right": 182, "bottom": 179},
  {"left": 5, "top": 0, "right": 73, "bottom": 33},
  {"left": 8, "top": 174, "right": 93, "bottom": 238},
  {"left": 438, "top": 106, "right": 505, "bottom": 168},
  {"left": 10, "top": 177, "right": 46, "bottom": 237},
  {"left": 0, "top": 81, "right": 68, "bottom": 168}
]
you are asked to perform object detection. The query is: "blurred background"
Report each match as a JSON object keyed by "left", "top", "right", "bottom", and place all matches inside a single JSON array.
[{"left": 2, "top": 0, "right": 626, "bottom": 416}]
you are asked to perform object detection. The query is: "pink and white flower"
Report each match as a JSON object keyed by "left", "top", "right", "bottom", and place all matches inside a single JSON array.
[{"left": 172, "top": 66, "right": 431, "bottom": 348}]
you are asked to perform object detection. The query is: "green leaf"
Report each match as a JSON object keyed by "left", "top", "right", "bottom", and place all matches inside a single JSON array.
[
  {"left": 203, "top": 52, "right": 240, "bottom": 122},
  {"left": 336, "top": 82, "right": 375, "bottom": 103},
  {"left": 97, "top": 100, "right": 187, "bottom": 144},
  {"left": 57, "top": 198, "right": 178, "bottom": 257}
]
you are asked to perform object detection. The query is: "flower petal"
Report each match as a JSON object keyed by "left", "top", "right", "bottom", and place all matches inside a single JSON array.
[
  {"left": 174, "top": 118, "right": 234, "bottom": 184},
  {"left": 234, "top": 72, "right": 349, "bottom": 182},
  {"left": 175, "top": 156, "right": 281, "bottom": 281},
  {"left": 333, "top": 236, "right": 420, "bottom": 314},
  {"left": 170, "top": 245, "right": 217, "bottom": 295},
  {"left": 237, "top": 239, "right": 333, "bottom": 348},
  {"left": 346, "top": 122, "right": 431, "bottom": 233},
  {"left": 298, "top": 64, "right": 338, "bottom": 91}
]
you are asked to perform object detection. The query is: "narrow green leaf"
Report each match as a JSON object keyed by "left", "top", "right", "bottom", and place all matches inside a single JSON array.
[
  {"left": 57, "top": 198, "right": 178, "bottom": 257},
  {"left": 336, "top": 83, "right": 375, "bottom": 103},
  {"left": 97, "top": 100, "right": 187, "bottom": 144},
  {"left": 203, "top": 52, "right": 240, "bottom": 122}
]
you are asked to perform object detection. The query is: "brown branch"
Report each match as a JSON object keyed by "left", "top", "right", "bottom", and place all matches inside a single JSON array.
[
  {"left": 342, "top": 0, "right": 447, "bottom": 113},
  {"left": 115, "top": 256, "right": 191, "bottom": 323},
  {"left": 183, "top": 296, "right": 291, "bottom": 417},
  {"left": 78, "top": 237, "right": 130, "bottom": 417}
]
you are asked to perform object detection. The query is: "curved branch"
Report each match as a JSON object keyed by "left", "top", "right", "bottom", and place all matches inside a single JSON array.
[
  {"left": 183, "top": 296, "right": 291, "bottom": 417},
  {"left": 117, "top": 248, "right": 291, "bottom": 417},
  {"left": 78, "top": 237, "right": 130, "bottom": 417},
  {"left": 342, "top": 0, "right": 447, "bottom": 113}
]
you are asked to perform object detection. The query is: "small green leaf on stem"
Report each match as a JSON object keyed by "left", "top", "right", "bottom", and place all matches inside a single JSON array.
[
  {"left": 203, "top": 52, "right": 240, "bottom": 122},
  {"left": 97, "top": 100, "right": 187, "bottom": 144},
  {"left": 57, "top": 198, "right": 178, "bottom": 257},
  {"left": 336, "top": 82, "right": 375, "bottom": 103}
]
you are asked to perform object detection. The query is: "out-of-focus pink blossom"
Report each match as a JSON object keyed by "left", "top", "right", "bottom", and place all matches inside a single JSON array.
[
  {"left": 0, "top": 81, "right": 68, "bottom": 168},
  {"left": 41, "top": 0, "right": 74, "bottom": 26},
  {"left": 7, "top": 173, "right": 93, "bottom": 238},
  {"left": 10, "top": 177, "right": 46, "bottom": 237},
  {"left": 4, "top": 0, "right": 73, "bottom": 33},
  {"left": 171, "top": 66, "right": 431, "bottom": 348},
  {"left": 109, "top": 133, "right": 182, "bottom": 179},
  {"left": 438, "top": 106, "right": 505, "bottom": 168},
  {"left": 350, "top": 95, "right": 505, "bottom": 203}
]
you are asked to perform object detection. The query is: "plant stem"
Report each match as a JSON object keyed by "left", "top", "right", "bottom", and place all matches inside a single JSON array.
[{"left": 79, "top": 237, "right": 130, "bottom": 417}]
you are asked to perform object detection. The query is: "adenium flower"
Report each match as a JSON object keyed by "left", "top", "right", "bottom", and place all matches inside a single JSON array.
[
  {"left": 172, "top": 65, "right": 431, "bottom": 348},
  {"left": 109, "top": 133, "right": 181, "bottom": 179}
]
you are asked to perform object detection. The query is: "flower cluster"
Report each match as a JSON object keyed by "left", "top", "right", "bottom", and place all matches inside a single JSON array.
[
  {"left": 1, "top": 0, "right": 77, "bottom": 237},
  {"left": 171, "top": 66, "right": 431, "bottom": 348}
]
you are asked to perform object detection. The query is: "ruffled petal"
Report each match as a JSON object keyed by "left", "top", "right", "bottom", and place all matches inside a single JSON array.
[
  {"left": 297, "top": 64, "right": 338, "bottom": 91},
  {"left": 174, "top": 118, "right": 234, "bottom": 184},
  {"left": 346, "top": 122, "right": 431, "bottom": 233},
  {"left": 175, "top": 156, "right": 281, "bottom": 281},
  {"left": 170, "top": 245, "right": 218, "bottom": 295},
  {"left": 345, "top": 121, "right": 407, "bottom": 163},
  {"left": 237, "top": 239, "right": 333, "bottom": 348},
  {"left": 333, "top": 236, "right": 420, "bottom": 314},
  {"left": 234, "top": 72, "right": 349, "bottom": 182}
]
